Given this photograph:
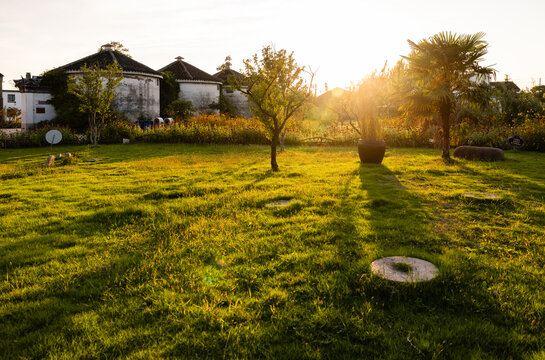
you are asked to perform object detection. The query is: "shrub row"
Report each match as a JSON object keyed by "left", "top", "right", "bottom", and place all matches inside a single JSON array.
[
  {"left": 455, "top": 115, "right": 545, "bottom": 152},
  {"left": 2, "top": 114, "right": 544, "bottom": 151},
  {"left": 0, "top": 126, "right": 85, "bottom": 148}
]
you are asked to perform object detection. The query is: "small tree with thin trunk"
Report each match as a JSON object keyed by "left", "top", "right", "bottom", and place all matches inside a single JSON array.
[
  {"left": 68, "top": 63, "right": 123, "bottom": 146},
  {"left": 231, "top": 46, "right": 314, "bottom": 171}
]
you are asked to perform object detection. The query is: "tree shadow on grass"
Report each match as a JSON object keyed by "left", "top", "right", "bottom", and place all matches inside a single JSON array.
[
  {"left": 0, "top": 254, "right": 168, "bottom": 359},
  {"left": 302, "top": 162, "right": 540, "bottom": 358}
]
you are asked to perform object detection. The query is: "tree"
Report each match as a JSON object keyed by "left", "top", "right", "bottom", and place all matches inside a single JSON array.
[
  {"left": 530, "top": 85, "right": 545, "bottom": 104},
  {"left": 68, "top": 63, "right": 123, "bottom": 146},
  {"left": 231, "top": 46, "right": 314, "bottom": 171},
  {"left": 402, "top": 32, "right": 495, "bottom": 159},
  {"left": 160, "top": 71, "right": 180, "bottom": 116},
  {"left": 98, "top": 41, "right": 131, "bottom": 57},
  {"left": 166, "top": 100, "right": 195, "bottom": 121}
]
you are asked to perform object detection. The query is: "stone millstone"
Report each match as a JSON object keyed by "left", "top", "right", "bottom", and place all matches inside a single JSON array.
[
  {"left": 370, "top": 256, "right": 439, "bottom": 283},
  {"left": 266, "top": 198, "right": 296, "bottom": 207},
  {"left": 453, "top": 146, "right": 504, "bottom": 161}
]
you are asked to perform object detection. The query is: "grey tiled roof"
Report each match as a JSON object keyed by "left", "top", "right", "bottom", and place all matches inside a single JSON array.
[
  {"left": 158, "top": 58, "right": 221, "bottom": 83},
  {"left": 59, "top": 49, "right": 161, "bottom": 76},
  {"left": 213, "top": 68, "right": 246, "bottom": 84}
]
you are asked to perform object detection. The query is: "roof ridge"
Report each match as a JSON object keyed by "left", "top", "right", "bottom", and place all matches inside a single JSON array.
[
  {"left": 179, "top": 61, "right": 193, "bottom": 80},
  {"left": 109, "top": 50, "right": 119, "bottom": 65}
]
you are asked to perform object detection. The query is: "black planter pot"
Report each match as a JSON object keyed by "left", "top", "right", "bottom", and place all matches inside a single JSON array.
[{"left": 358, "top": 139, "right": 386, "bottom": 164}]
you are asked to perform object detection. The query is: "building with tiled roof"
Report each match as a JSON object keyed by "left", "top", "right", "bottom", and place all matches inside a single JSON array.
[
  {"left": 213, "top": 66, "right": 251, "bottom": 118},
  {"left": 490, "top": 81, "right": 521, "bottom": 93},
  {"left": 158, "top": 57, "right": 221, "bottom": 113},
  {"left": 57, "top": 44, "right": 162, "bottom": 121}
]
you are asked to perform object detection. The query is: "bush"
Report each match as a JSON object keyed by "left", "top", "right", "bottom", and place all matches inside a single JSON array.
[
  {"left": 455, "top": 115, "right": 545, "bottom": 152},
  {"left": 1, "top": 119, "right": 22, "bottom": 129},
  {"left": 518, "top": 115, "right": 545, "bottom": 152},
  {"left": 0, "top": 125, "right": 84, "bottom": 149},
  {"left": 383, "top": 125, "right": 435, "bottom": 148},
  {"left": 134, "top": 115, "right": 269, "bottom": 145},
  {"left": 100, "top": 119, "right": 141, "bottom": 144}
]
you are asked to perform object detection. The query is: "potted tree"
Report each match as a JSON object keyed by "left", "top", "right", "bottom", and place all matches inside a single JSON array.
[{"left": 353, "top": 72, "right": 387, "bottom": 164}]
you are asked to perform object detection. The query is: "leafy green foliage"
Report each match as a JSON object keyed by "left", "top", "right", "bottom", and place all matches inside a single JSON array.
[
  {"left": 494, "top": 88, "right": 544, "bottom": 124},
  {"left": 402, "top": 32, "right": 495, "bottom": 159},
  {"left": 98, "top": 41, "right": 131, "bottom": 57},
  {"left": 210, "top": 91, "right": 237, "bottom": 117},
  {"left": 231, "top": 46, "right": 314, "bottom": 171},
  {"left": 166, "top": 99, "right": 195, "bottom": 121},
  {"left": 68, "top": 63, "right": 123, "bottom": 146},
  {"left": 159, "top": 71, "right": 180, "bottom": 116},
  {"left": 41, "top": 68, "right": 89, "bottom": 132}
]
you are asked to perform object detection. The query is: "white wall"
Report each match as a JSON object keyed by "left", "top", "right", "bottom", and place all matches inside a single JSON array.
[
  {"left": 2, "top": 90, "right": 22, "bottom": 111},
  {"left": 112, "top": 74, "right": 160, "bottom": 121},
  {"left": 20, "top": 92, "right": 55, "bottom": 129},
  {"left": 222, "top": 86, "right": 251, "bottom": 117},
  {"left": 178, "top": 82, "right": 220, "bottom": 113}
]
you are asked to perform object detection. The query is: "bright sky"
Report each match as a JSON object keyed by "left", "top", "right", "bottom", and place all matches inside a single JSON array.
[{"left": 1, "top": 0, "right": 544, "bottom": 93}]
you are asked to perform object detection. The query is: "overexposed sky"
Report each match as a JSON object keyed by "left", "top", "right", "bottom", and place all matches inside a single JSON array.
[{"left": 1, "top": 0, "right": 544, "bottom": 92}]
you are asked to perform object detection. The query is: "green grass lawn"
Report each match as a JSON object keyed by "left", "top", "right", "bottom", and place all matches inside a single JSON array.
[{"left": 1, "top": 144, "right": 544, "bottom": 359}]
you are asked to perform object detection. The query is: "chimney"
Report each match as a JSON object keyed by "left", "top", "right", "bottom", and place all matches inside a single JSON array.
[{"left": 26, "top": 72, "right": 31, "bottom": 80}]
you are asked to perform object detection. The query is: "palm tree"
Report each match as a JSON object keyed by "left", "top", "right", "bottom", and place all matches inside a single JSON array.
[{"left": 402, "top": 32, "right": 495, "bottom": 159}]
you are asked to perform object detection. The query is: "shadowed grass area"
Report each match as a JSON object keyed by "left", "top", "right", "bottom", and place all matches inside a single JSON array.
[{"left": 0, "top": 144, "right": 544, "bottom": 359}]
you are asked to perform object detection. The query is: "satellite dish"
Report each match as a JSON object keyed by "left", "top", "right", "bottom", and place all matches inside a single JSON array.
[{"left": 45, "top": 130, "right": 62, "bottom": 145}]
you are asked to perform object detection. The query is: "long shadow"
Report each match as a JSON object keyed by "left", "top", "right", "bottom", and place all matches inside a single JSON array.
[
  {"left": 0, "top": 254, "right": 166, "bottom": 359},
  {"left": 304, "top": 161, "right": 539, "bottom": 357}
]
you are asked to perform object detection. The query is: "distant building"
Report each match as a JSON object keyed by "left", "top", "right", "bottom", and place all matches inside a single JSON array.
[
  {"left": 0, "top": 72, "right": 3, "bottom": 122},
  {"left": 14, "top": 73, "right": 56, "bottom": 129},
  {"left": 14, "top": 44, "right": 163, "bottom": 128},
  {"left": 490, "top": 81, "right": 521, "bottom": 93},
  {"left": 2, "top": 90, "right": 22, "bottom": 110},
  {"left": 2, "top": 90, "right": 22, "bottom": 122},
  {"left": 158, "top": 57, "right": 222, "bottom": 113},
  {"left": 213, "top": 66, "right": 251, "bottom": 117},
  {"left": 58, "top": 44, "right": 162, "bottom": 121}
]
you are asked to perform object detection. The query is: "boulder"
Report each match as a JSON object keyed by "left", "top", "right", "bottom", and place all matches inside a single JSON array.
[{"left": 453, "top": 146, "right": 504, "bottom": 161}]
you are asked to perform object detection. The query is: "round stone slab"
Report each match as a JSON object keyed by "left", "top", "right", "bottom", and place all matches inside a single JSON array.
[
  {"left": 463, "top": 192, "right": 499, "bottom": 200},
  {"left": 266, "top": 198, "right": 296, "bottom": 207},
  {"left": 370, "top": 256, "right": 439, "bottom": 283}
]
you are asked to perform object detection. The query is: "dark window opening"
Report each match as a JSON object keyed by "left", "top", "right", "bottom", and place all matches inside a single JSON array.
[
  {"left": 8, "top": 94, "right": 16, "bottom": 103},
  {"left": 36, "top": 107, "right": 45, "bottom": 114}
]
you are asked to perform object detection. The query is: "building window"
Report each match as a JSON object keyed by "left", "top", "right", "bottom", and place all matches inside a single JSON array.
[
  {"left": 225, "top": 87, "right": 234, "bottom": 93},
  {"left": 36, "top": 107, "right": 45, "bottom": 114},
  {"left": 38, "top": 100, "right": 51, "bottom": 105},
  {"left": 7, "top": 94, "right": 15, "bottom": 103}
]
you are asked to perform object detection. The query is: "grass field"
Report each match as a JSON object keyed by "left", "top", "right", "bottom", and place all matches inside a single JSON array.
[{"left": 1, "top": 144, "right": 544, "bottom": 359}]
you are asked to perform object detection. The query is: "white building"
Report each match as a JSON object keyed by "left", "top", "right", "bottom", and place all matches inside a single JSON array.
[
  {"left": 213, "top": 67, "right": 251, "bottom": 118},
  {"left": 59, "top": 44, "right": 162, "bottom": 121},
  {"left": 158, "top": 57, "right": 221, "bottom": 113},
  {"left": 13, "top": 73, "right": 56, "bottom": 129},
  {"left": 2, "top": 90, "right": 22, "bottom": 110}
]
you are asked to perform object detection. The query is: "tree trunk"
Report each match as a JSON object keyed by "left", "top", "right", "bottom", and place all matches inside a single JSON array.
[
  {"left": 271, "top": 132, "right": 279, "bottom": 171},
  {"left": 440, "top": 105, "right": 451, "bottom": 159},
  {"left": 279, "top": 128, "right": 287, "bottom": 152}
]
